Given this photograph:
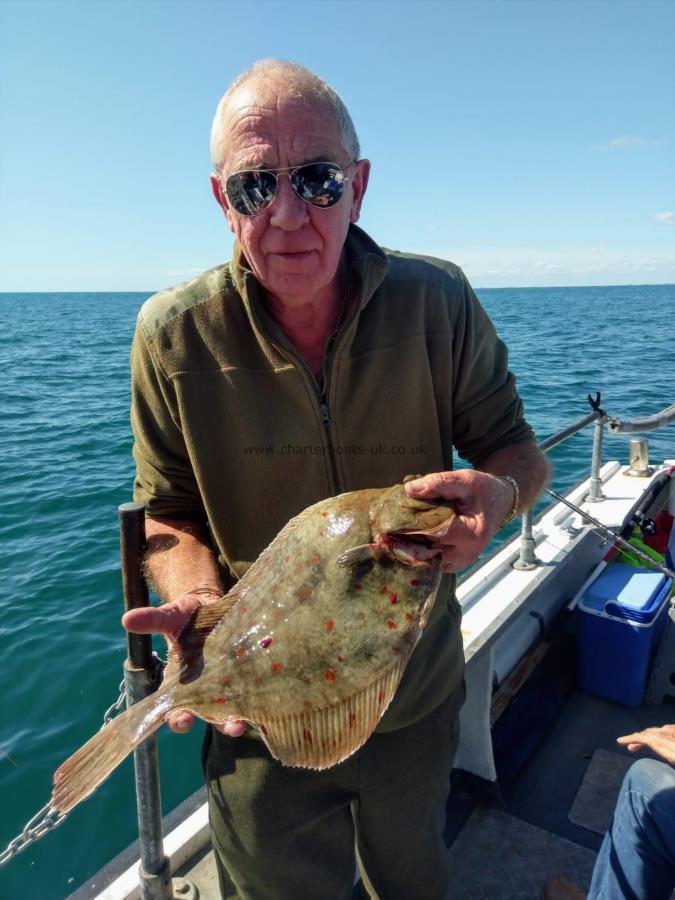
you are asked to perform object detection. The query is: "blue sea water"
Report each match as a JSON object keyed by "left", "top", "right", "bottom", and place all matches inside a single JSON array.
[{"left": 0, "top": 284, "right": 673, "bottom": 898}]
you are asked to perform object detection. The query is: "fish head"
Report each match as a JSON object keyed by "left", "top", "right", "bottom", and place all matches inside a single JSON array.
[{"left": 369, "top": 481, "right": 455, "bottom": 566}]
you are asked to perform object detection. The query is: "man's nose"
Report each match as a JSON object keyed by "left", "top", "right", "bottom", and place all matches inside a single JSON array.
[{"left": 269, "top": 174, "right": 309, "bottom": 230}]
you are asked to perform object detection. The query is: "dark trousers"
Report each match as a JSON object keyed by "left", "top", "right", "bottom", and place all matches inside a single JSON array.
[{"left": 202, "top": 694, "right": 462, "bottom": 900}]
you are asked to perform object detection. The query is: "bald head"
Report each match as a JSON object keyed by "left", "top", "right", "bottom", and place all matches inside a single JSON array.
[{"left": 210, "top": 60, "right": 360, "bottom": 173}]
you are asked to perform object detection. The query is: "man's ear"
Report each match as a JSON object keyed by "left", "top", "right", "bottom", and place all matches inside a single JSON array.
[
  {"left": 349, "top": 159, "right": 371, "bottom": 224},
  {"left": 210, "top": 174, "right": 235, "bottom": 232}
]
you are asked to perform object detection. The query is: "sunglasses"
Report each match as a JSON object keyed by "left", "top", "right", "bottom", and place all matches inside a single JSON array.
[{"left": 223, "top": 161, "right": 349, "bottom": 217}]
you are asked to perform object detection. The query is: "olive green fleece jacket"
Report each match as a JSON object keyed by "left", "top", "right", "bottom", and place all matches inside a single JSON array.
[{"left": 131, "top": 224, "right": 533, "bottom": 731}]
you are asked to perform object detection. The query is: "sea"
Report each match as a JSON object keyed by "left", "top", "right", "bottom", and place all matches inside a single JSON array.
[{"left": 1, "top": 284, "right": 673, "bottom": 899}]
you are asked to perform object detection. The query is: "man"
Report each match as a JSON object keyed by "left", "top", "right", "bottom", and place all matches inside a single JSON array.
[
  {"left": 124, "top": 59, "right": 548, "bottom": 899},
  {"left": 544, "top": 724, "right": 675, "bottom": 900}
]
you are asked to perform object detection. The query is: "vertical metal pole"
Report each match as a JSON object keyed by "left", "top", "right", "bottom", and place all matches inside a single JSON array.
[
  {"left": 119, "top": 503, "right": 173, "bottom": 900},
  {"left": 587, "top": 416, "right": 607, "bottom": 502},
  {"left": 513, "top": 509, "right": 537, "bottom": 570}
]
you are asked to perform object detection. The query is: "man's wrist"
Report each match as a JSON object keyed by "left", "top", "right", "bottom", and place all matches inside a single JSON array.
[{"left": 497, "top": 475, "right": 520, "bottom": 528}]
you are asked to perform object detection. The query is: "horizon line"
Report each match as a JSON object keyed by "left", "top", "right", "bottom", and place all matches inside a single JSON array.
[{"left": 1, "top": 281, "right": 674, "bottom": 296}]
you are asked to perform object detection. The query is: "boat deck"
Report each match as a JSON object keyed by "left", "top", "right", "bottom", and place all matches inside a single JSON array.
[{"left": 96, "top": 688, "right": 674, "bottom": 900}]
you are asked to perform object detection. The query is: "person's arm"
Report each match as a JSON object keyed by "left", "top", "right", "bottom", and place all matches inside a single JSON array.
[
  {"left": 122, "top": 516, "right": 247, "bottom": 736},
  {"left": 404, "top": 441, "right": 549, "bottom": 573},
  {"left": 617, "top": 724, "right": 675, "bottom": 765}
]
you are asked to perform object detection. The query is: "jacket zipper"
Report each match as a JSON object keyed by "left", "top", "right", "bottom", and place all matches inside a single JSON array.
[
  {"left": 264, "top": 334, "right": 342, "bottom": 496},
  {"left": 318, "top": 375, "right": 340, "bottom": 494}
]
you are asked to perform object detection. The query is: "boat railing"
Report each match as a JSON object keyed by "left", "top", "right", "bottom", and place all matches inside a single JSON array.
[{"left": 514, "top": 394, "right": 674, "bottom": 571}]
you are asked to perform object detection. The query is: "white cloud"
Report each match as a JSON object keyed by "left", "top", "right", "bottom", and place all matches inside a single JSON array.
[
  {"left": 607, "top": 136, "right": 646, "bottom": 149},
  {"left": 654, "top": 212, "right": 674, "bottom": 226},
  {"left": 590, "top": 136, "right": 662, "bottom": 151},
  {"left": 445, "top": 245, "right": 675, "bottom": 287}
]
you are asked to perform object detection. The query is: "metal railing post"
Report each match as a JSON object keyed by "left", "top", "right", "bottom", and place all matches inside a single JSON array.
[
  {"left": 119, "top": 502, "right": 173, "bottom": 900},
  {"left": 513, "top": 509, "right": 537, "bottom": 571},
  {"left": 586, "top": 415, "right": 607, "bottom": 502}
]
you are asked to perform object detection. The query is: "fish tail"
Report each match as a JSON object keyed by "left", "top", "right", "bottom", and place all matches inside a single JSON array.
[{"left": 51, "top": 688, "right": 174, "bottom": 815}]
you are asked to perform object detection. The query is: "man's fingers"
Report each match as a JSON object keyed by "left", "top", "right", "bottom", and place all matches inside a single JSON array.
[
  {"left": 214, "top": 719, "right": 248, "bottom": 737},
  {"left": 168, "top": 711, "right": 196, "bottom": 733},
  {"left": 404, "top": 472, "right": 465, "bottom": 501},
  {"left": 122, "top": 603, "right": 192, "bottom": 642}
]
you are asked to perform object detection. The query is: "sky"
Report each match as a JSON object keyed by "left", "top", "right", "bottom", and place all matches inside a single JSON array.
[{"left": 0, "top": 0, "right": 673, "bottom": 291}]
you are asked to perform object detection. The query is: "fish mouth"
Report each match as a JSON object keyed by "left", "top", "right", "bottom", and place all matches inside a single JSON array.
[{"left": 381, "top": 532, "right": 444, "bottom": 564}]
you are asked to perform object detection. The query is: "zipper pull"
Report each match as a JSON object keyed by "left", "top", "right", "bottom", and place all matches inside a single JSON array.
[{"left": 319, "top": 402, "right": 330, "bottom": 427}]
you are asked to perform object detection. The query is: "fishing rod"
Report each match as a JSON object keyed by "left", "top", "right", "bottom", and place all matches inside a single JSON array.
[{"left": 545, "top": 487, "right": 675, "bottom": 582}]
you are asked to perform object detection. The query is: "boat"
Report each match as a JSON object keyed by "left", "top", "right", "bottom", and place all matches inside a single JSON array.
[{"left": 4, "top": 398, "right": 675, "bottom": 900}]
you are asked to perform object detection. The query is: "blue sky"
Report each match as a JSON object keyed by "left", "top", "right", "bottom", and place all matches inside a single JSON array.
[{"left": 1, "top": 0, "right": 673, "bottom": 291}]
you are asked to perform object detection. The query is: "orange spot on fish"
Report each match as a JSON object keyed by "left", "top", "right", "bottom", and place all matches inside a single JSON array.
[
  {"left": 378, "top": 690, "right": 385, "bottom": 704},
  {"left": 272, "top": 662, "right": 282, "bottom": 673},
  {"left": 214, "top": 697, "right": 226, "bottom": 704},
  {"left": 260, "top": 637, "right": 272, "bottom": 649},
  {"left": 386, "top": 620, "right": 397, "bottom": 629},
  {"left": 274, "top": 608, "right": 283, "bottom": 618},
  {"left": 389, "top": 593, "right": 397, "bottom": 604},
  {"left": 283, "top": 555, "right": 290, "bottom": 563},
  {"left": 260, "top": 724, "right": 268, "bottom": 735},
  {"left": 405, "top": 612, "right": 413, "bottom": 621},
  {"left": 410, "top": 578, "right": 420, "bottom": 586},
  {"left": 322, "top": 511, "right": 328, "bottom": 517},
  {"left": 325, "top": 669, "right": 336, "bottom": 681},
  {"left": 236, "top": 646, "right": 246, "bottom": 659},
  {"left": 326, "top": 618, "right": 334, "bottom": 632},
  {"left": 337, "top": 655, "right": 345, "bottom": 662},
  {"left": 379, "top": 585, "right": 387, "bottom": 594},
  {"left": 303, "top": 727, "right": 313, "bottom": 743},
  {"left": 349, "top": 712, "right": 357, "bottom": 728},
  {"left": 240, "top": 606, "right": 248, "bottom": 615},
  {"left": 220, "top": 676, "right": 230, "bottom": 685},
  {"left": 298, "top": 586, "right": 311, "bottom": 601},
  {"left": 309, "top": 553, "right": 321, "bottom": 566}
]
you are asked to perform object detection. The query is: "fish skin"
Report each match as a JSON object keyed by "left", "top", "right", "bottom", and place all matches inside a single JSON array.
[{"left": 52, "top": 483, "right": 455, "bottom": 814}]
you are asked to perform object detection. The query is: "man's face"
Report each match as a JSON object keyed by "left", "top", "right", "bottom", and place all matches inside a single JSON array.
[{"left": 210, "top": 85, "right": 370, "bottom": 306}]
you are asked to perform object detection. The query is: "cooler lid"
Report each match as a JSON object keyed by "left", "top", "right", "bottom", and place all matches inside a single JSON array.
[{"left": 581, "top": 562, "right": 669, "bottom": 622}]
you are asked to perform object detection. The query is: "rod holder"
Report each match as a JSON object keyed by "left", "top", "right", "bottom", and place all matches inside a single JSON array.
[{"left": 625, "top": 438, "right": 654, "bottom": 477}]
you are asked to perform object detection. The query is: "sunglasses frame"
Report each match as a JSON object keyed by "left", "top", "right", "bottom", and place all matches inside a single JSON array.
[{"left": 222, "top": 161, "right": 352, "bottom": 217}]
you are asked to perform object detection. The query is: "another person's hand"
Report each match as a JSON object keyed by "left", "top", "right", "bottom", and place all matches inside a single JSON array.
[
  {"left": 122, "top": 590, "right": 247, "bottom": 738},
  {"left": 617, "top": 724, "right": 675, "bottom": 765},
  {"left": 404, "top": 469, "right": 515, "bottom": 573}
]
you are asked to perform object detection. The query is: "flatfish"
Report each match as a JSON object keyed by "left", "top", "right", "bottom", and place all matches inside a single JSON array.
[{"left": 52, "top": 481, "right": 455, "bottom": 814}]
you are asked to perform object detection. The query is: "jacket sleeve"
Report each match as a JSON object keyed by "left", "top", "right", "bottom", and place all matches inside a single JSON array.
[
  {"left": 130, "top": 319, "right": 207, "bottom": 520},
  {"left": 450, "top": 271, "right": 534, "bottom": 466}
]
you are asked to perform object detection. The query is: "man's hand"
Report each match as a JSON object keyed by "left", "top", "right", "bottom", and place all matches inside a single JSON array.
[
  {"left": 404, "top": 469, "right": 514, "bottom": 573},
  {"left": 617, "top": 724, "right": 675, "bottom": 765},
  {"left": 122, "top": 589, "right": 247, "bottom": 738}
]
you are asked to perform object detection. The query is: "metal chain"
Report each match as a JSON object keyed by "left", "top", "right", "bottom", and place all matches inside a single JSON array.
[
  {"left": 101, "top": 678, "right": 127, "bottom": 728},
  {"left": 0, "top": 803, "right": 66, "bottom": 867},
  {"left": 0, "top": 674, "right": 130, "bottom": 867}
]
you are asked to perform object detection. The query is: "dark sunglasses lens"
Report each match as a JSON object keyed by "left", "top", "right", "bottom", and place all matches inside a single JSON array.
[
  {"left": 226, "top": 170, "right": 277, "bottom": 216},
  {"left": 292, "top": 163, "right": 345, "bottom": 208}
]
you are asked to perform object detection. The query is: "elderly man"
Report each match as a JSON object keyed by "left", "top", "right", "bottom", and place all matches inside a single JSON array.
[{"left": 124, "top": 60, "right": 548, "bottom": 899}]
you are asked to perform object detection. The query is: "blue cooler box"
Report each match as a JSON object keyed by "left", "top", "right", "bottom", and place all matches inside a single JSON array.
[{"left": 577, "top": 562, "right": 672, "bottom": 707}]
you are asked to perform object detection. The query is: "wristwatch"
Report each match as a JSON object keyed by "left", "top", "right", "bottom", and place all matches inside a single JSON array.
[{"left": 498, "top": 475, "right": 520, "bottom": 528}]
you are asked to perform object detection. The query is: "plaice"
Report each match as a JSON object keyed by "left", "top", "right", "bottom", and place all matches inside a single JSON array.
[{"left": 52, "top": 483, "right": 455, "bottom": 815}]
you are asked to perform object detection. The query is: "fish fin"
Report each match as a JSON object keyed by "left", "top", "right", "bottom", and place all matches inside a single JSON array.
[
  {"left": 51, "top": 688, "right": 176, "bottom": 815},
  {"left": 166, "top": 593, "right": 239, "bottom": 682},
  {"left": 248, "top": 659, "right": 407, "bottom": 770},
  {"left": 336, "top": 544, "right": 376, "bottom": 567}
]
